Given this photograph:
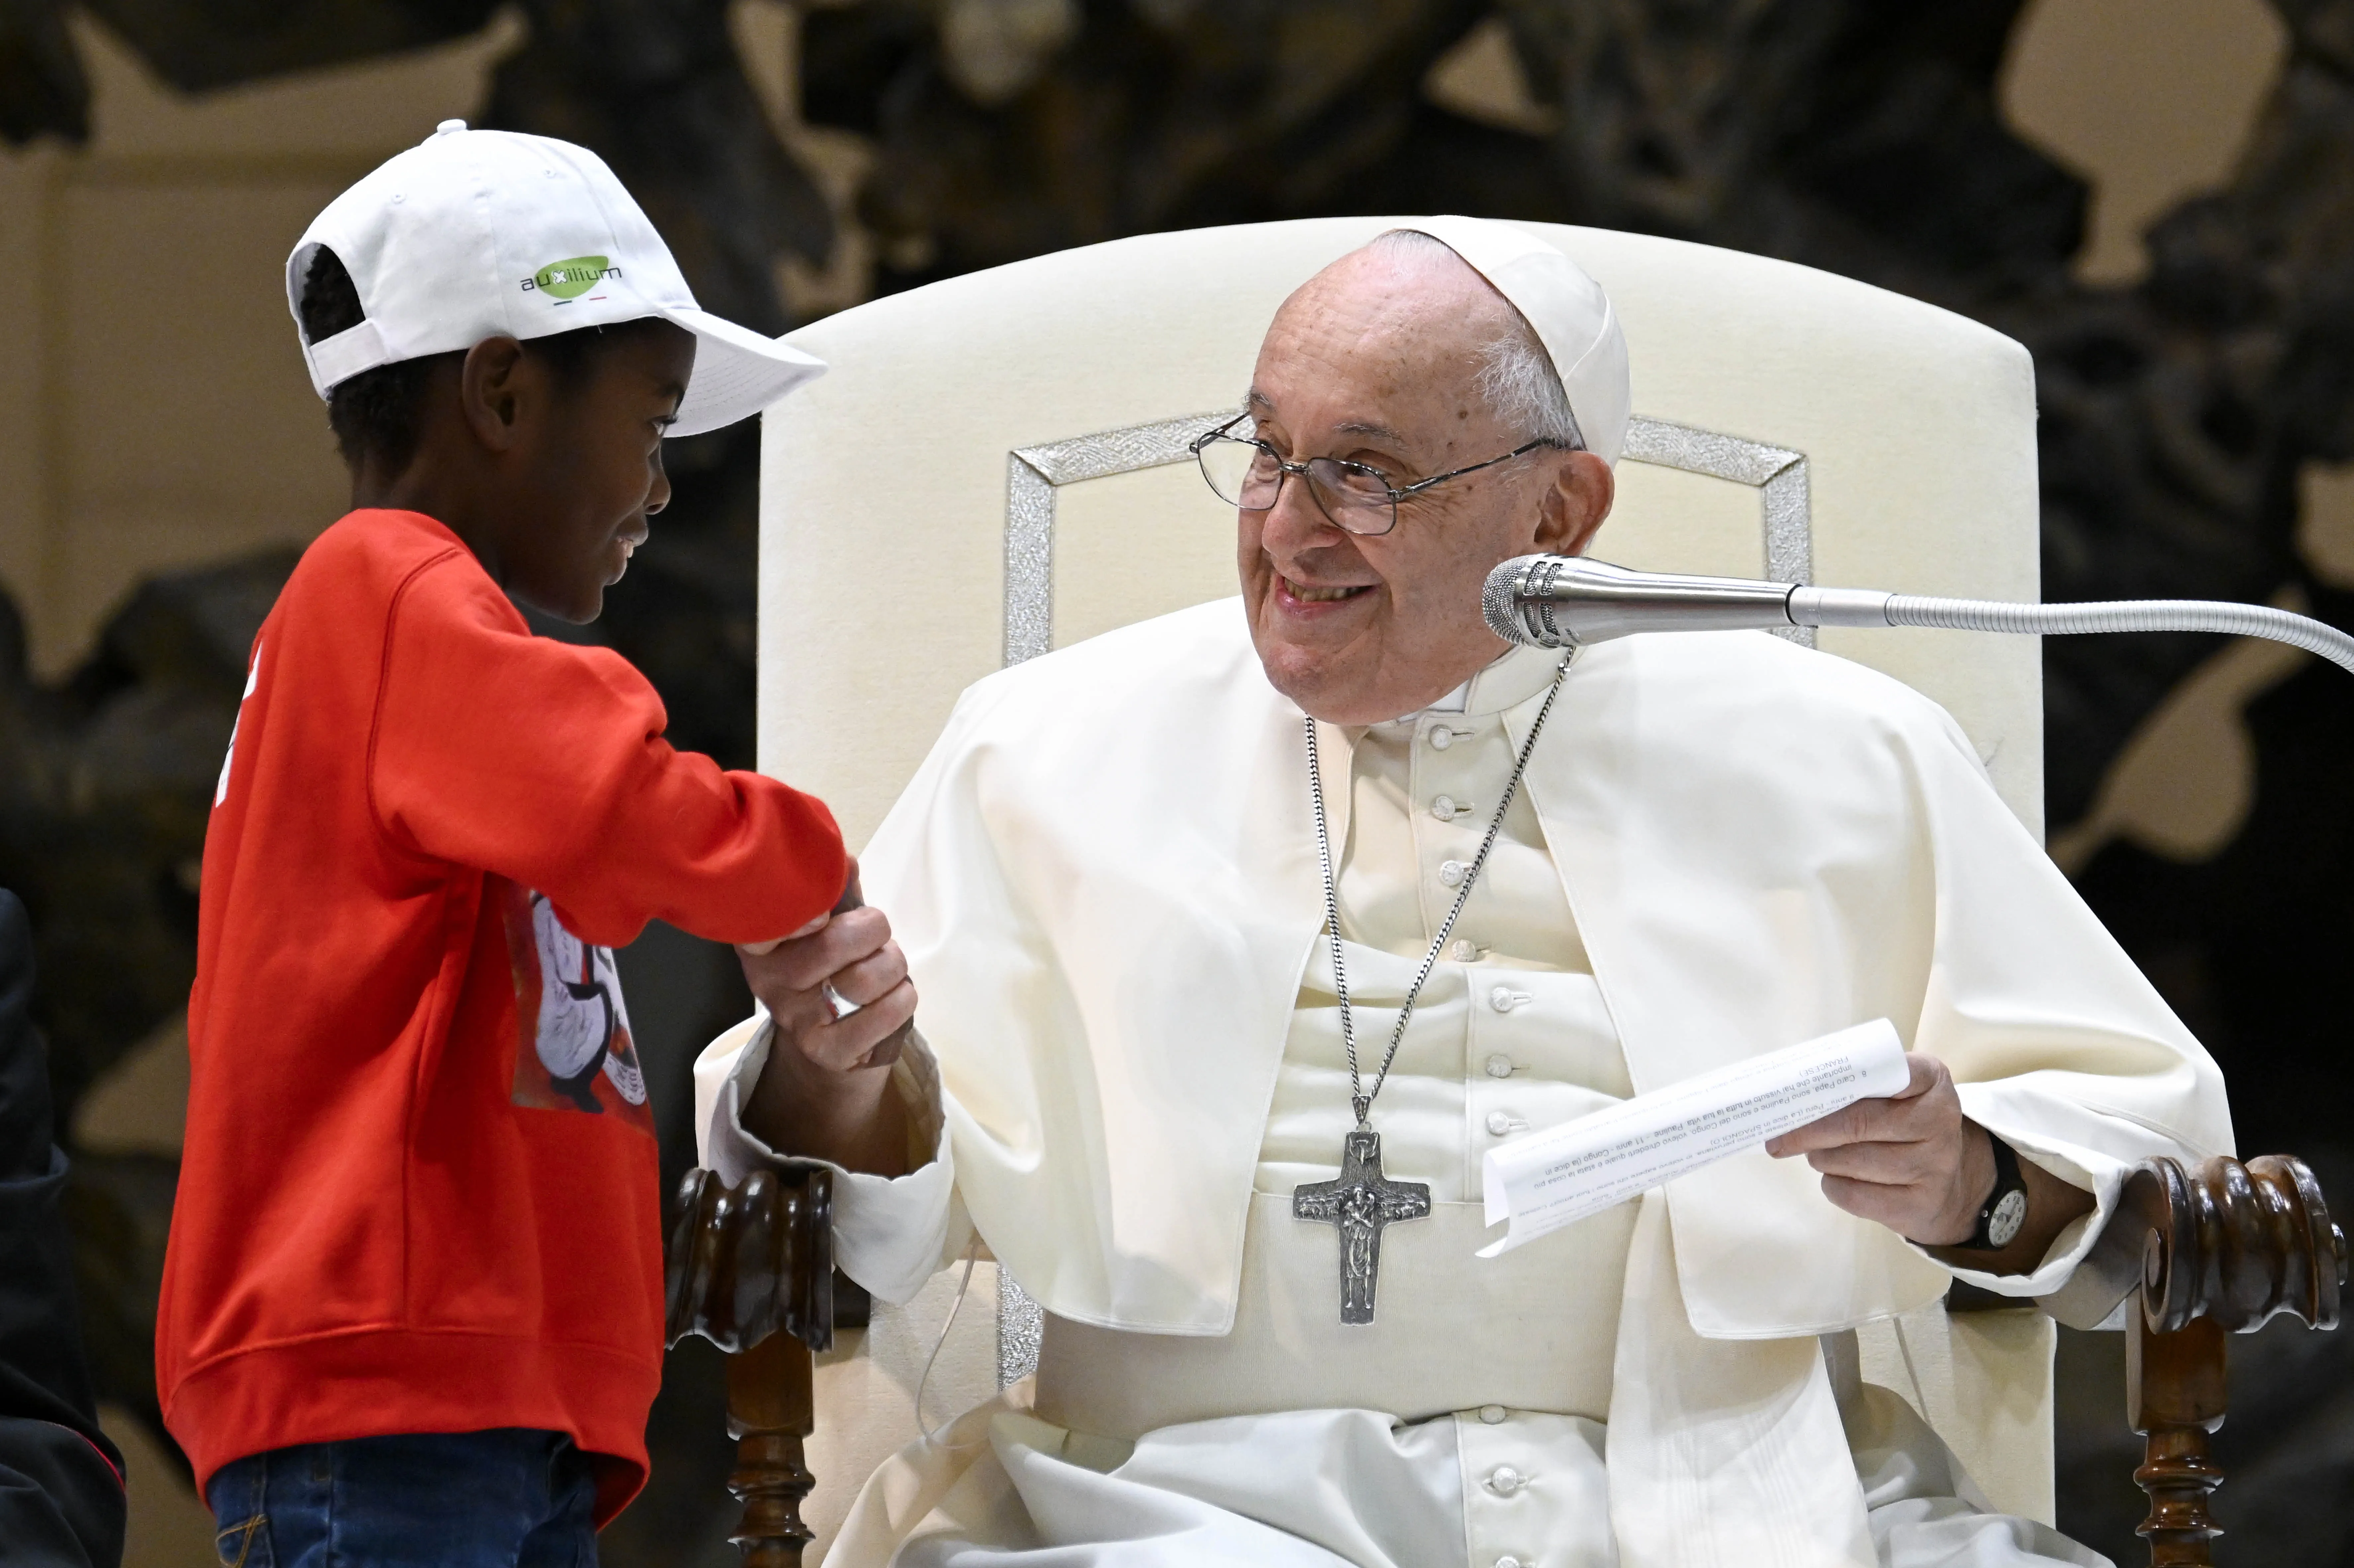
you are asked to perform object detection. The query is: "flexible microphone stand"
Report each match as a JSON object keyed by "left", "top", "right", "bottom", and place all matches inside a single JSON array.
[{"left": 1485, "top": 554, "right": 2354, "bottom": 673}]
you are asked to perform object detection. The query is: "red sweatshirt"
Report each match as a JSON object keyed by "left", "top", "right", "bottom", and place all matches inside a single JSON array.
[{"left": 157, "top": 509, "right": 846, "bottom": 1521}]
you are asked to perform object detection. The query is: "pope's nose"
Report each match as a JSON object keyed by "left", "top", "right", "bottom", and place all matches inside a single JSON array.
[{"left": 1258, "top": 473, "right": 1353, "bottom": 565}]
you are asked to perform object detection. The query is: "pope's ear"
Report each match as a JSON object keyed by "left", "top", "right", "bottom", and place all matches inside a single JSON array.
[{"left": 1534, "top": 449, "right": 1613, "bottom": 556}]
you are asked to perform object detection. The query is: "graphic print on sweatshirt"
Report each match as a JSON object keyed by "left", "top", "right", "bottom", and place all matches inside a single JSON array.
[{"left": 499, "top": 880, "right": 654, "bottom": 1131}]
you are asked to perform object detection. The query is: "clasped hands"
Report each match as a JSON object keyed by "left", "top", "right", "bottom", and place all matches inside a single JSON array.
[{"left": 735, "top": 861, "right": 917, "bottom": 1174}]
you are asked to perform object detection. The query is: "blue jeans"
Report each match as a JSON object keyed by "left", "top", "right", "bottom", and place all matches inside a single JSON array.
[{"left": 205, "top": 1428, "right": 599, "bottom": 1567}]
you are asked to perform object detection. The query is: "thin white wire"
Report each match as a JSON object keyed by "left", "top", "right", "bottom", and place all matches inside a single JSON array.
[
  {"left": 915, "top": 1236, "right": 982, "bottom": 1442},
  {"left": 1891, "top": 1314, "right": 1930, "bottom": 1420}
]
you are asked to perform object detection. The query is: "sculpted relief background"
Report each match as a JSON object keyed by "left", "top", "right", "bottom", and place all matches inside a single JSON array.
[{"left": 3, "top": 0, "right": 2351, "bottom": 1562}]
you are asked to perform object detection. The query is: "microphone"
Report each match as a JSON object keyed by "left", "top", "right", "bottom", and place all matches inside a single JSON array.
[{"left": 1482, "top": 554, "right": 2354, "bottom": 675}]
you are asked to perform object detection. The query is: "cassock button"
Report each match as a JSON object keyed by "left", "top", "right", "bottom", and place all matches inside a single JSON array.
[
  {"left": 1485, "top": 1110, "right": 1525, "bottom": 1137},
  {"left": 1490, "top": 986, "right": 1531, "bottom": 1013},
  {"left": 1484, "top": 1053, "right": 1514, "bottom": 1079},
  {"left": 1478, "top": 1404, "right": 1508, "bottom": 1424},
  {"left": 1487, "top": 1465, "right": 1528, "bottom": 1496},
  {"left": 1429, "top": 725, "right": 1457, "bottom": 750},
  {"left": 1438, "top": 860, "right": 1468, "bottom": 887},
  {"left": 1431, "top": 794, "right": 1460, "bottom": 821},
  {"left": 1452, "top": 940, "right": 1481, "bottom": 963}
]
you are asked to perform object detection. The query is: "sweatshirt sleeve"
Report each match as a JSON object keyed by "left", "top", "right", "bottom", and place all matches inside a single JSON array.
[{"left": 368, "top": 555, "right": 848, "bottom": 948}]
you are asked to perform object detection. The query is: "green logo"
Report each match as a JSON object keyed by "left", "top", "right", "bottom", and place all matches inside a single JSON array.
[{"left": 526, "top": 255, "right": 619, "bottom": 299}]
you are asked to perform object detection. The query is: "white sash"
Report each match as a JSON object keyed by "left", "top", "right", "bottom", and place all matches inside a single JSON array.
[{"left": 1606, "top": 1194, "right": 1876, "bottom": 1568}]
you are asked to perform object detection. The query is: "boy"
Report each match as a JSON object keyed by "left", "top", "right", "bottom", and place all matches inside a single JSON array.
[{"left": 155, "top": 122, "right": 915, "bottom": 1564}]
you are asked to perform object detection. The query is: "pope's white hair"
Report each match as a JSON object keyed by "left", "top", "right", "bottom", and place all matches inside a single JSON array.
[{"left": 1366, "top": 229, "right": 1583, "bottom": 451}]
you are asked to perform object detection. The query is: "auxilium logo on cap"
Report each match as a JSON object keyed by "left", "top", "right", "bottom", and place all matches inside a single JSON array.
[{"left": 522, "top": 255, "right": 622, "bottom": 302}]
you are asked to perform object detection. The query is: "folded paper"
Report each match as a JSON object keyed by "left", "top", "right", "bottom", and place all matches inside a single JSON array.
[{"left": 1480, "top": 1019, "right": 1908, "bottom": 1256}]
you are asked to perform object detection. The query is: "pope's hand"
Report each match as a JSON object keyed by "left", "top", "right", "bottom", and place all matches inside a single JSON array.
[
  {"left": 1763, "top": 1052, "right": 1994, "bottom": 1247},
  {"left": 733, "top": 863, "right": 916, "bottom": 1175},
  {"left": 738, "top": 900, "right": 915, "bottom": 1076}
]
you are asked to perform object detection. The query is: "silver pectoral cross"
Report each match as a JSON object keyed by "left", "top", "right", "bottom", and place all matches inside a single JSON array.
[{"left": 1292, "top": 1129, "right": 1431, "bottom": 1324}]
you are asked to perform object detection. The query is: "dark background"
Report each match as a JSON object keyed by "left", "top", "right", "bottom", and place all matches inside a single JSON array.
[{"left": 4, "top": 0, "right": 2352, "bottom": 1561}]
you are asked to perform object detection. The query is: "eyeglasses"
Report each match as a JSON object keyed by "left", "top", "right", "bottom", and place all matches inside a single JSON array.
[{"left": 1187, "top": 413, "right": 1566, "bottom": 537}]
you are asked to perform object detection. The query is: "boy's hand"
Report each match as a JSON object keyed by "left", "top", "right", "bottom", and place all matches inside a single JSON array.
[{"left": 736, "top": 864, "right": 915, "bottom": 1175}]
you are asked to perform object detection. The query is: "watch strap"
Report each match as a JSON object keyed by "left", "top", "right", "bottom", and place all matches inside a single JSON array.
[{"left": 1963, "top": 1134, "right": 2027, "bottom": 1251}]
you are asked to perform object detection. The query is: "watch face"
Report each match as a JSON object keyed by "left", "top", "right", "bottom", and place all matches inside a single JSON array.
[{"left": 1987, "top": 1188, "right": 2029, "bottom": 1249}]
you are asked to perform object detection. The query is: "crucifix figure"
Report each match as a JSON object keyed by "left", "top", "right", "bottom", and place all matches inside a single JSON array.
[{"left": 1292, "top": 1129, "right": 1431, "bottom": 1324}]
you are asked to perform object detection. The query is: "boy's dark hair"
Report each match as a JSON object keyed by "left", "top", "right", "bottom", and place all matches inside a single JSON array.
[{"left": 297, "top": 246, "right": 668, "bottom": 475}]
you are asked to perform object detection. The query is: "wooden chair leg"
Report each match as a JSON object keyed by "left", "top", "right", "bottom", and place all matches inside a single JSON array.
[
  {"left": 726, "top": 1329, "right": 817, "bottom": 1566},
  {"left": 666, "top": 1164, "right": 837, "bottom": 1566},
  {"left": 2128, "top": 1312, "right": 2226, "bottom": 1567}
]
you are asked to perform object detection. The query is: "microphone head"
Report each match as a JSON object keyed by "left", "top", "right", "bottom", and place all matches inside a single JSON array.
[
  {"left": 1484, "top": 555, "right": 1798, "bottom": 647},
  {"left": 1482, "top": 556, "right": 1547, "bottom": 645},
  {"left": 1483, "top": 555, "right": 1627, "bottom": 648}
]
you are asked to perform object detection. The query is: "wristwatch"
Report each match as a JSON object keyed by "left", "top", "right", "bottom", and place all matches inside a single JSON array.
[{"left": 1964, "top": 1135, "right": 2030, "bottom": 1250}]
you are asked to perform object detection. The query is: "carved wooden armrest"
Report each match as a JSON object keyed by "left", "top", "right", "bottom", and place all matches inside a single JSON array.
[
  {"left": 2019, "top": 1154, "right": 2347, "bottom": 1567},
  {"left": 665, "top": 1164, "right": 837, "bottom": 1566},
  {"left": 2032, "top": 1153, "right": 2343, "bottom": 1336}
]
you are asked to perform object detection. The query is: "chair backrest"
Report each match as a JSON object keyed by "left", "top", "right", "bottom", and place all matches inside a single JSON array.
[{"left": 760, "top": 218, "right": 2051, "bottom": 1548}]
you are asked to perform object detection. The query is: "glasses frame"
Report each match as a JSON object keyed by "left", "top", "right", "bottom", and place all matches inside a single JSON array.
[{"left": 1187, "top": 412, "right": 1568, "bottom": 537}]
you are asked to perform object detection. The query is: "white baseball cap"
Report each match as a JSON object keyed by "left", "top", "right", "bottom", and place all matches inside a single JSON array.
[{"left": 287, "top": 120, "right": 825, "bottom": 438}]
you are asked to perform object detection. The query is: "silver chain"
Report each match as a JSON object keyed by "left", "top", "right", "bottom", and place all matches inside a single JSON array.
[{"left": 1305, "top": 653, "right": 1575, "bottom": 1129}]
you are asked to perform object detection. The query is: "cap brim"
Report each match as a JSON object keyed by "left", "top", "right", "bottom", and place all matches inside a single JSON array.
[{"left": 658, "top": 306, "right": 827, "bottom": 437}]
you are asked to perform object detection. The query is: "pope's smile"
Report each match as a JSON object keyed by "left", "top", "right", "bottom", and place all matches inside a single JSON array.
[{"left": 1276, "top": 575, "right": 1375, "bottom": 611}]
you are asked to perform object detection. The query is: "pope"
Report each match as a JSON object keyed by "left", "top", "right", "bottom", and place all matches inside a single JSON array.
[{"left": 696, "top": 217, "right": 2224, "bottom": 1568}]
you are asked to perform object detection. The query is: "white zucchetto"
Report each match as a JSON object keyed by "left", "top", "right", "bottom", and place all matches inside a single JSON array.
[{"left": 1401, "top": 215, "right": 1632, "bottom": 467}]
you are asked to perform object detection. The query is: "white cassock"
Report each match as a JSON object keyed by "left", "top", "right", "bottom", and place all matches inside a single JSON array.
[{"left": 696, "top": 600, "right": 2229, "bottom": 1568}]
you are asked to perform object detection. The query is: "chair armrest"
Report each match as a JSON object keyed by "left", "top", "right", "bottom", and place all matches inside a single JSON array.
[
  {"left": 1973, "top": 1154, "right": 2347, "bottom": 1568},
  {"left": 2030, "top": 1153, "right": 2345, "bottom": 1333},
  {"left": 666, "top": 1162, "right": 836, "bottom": 1355},
  {"left": 665, "top": 1165, "right": 837, "bottom": 1566}
]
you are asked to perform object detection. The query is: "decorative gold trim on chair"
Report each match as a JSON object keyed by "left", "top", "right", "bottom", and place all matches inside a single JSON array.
[
  {"left": 1003, "top": 413, "right": 1814, "bottom": 671},
  {"left": 1004, "top": 410, "right": 1241, "bottom": 665}
]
